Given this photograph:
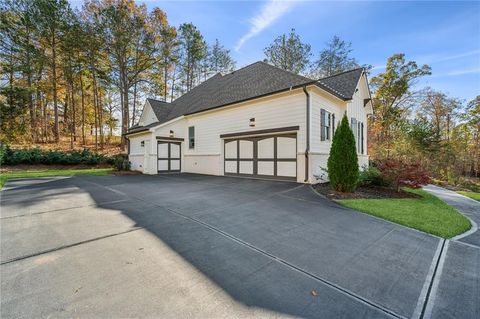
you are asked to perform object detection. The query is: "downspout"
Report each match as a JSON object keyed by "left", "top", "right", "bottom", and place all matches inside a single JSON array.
[{"left": 303, "top": 86, "right": 310, "bottom": 183}]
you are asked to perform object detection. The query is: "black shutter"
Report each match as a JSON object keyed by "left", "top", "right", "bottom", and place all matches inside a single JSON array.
[
  {"left": 361, "top": 122, "right": 364, "bottom": 154},
  {"left": 332, "top": 113, "right": 335, "bottom": 136},
  {"left": 320, "top": 109, "right": 325, "bottom": 141}
]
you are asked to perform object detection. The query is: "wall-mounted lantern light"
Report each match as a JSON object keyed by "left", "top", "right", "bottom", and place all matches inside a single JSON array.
[
  {"left": 249, "top": 118, "right": 255, "bottom": 127},
  {"left": 169, "top": 130, "right": 174, "bottom": 137}
]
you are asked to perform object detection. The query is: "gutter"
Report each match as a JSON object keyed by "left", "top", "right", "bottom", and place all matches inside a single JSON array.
[{"left": 303, "top": 86, "right": 310, "bottom": 183}]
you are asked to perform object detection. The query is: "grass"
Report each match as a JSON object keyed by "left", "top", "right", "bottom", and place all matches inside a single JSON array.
[
  {"left": 337, "top": 188, "right": 471, "bottom": 239},
  {"left": 457, "top": 191, "right": 480, "bottom": 202},
  {"left": 0, "top": 168, "right": 112, "bottom": 189}
]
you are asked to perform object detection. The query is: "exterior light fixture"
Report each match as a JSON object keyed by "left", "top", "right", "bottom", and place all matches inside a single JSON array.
[
  {"left": 169, "top": 130, "right": 174, "bottom": 137},
  {"left": 249, "top": 118, "right": 255, "bottom": 127}
]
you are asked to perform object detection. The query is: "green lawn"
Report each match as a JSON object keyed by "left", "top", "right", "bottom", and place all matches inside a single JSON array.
[
  {"left": 337, "top": 188, "right": 471, "bottom": 239},
  {"left": 457, "top": 191, "right": 480, "bottom": 202},
  {"left": 0, "top": 168, "right": 112, "bottom": 189}
]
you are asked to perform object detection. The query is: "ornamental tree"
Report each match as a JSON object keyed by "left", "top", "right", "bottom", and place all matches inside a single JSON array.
[{"left": 327, "top": 113, "right": 359, "bottom": 192}]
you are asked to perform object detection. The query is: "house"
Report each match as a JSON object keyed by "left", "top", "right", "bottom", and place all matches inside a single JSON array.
[{"left": 126, "top": 61, "right": 373, "bottom": 183}]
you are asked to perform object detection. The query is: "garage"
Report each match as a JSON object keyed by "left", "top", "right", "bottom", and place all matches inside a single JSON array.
[
  {"left": 223, "top": 132, "right": 297, "bottom": 181},
  {"left": 157, "top": 141, "right": 181, "bottom": 172}
]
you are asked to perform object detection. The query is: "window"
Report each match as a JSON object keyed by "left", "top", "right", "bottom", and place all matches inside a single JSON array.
[
  {"left": 188, "top": 126, "right": 195, "bottom": 149},
  {"left": 140, "top": 141, "right": 145, "bottom": 147},
  {"left": 351, "top": 118, "right": 364, "bottom": 154},
  {"left": 320, "top": 109, "right": 332, "bottom": 141}
]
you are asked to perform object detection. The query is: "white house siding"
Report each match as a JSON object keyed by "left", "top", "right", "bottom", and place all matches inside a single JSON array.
[
  {"left": 184, "top": 89, "right": 307, "bottom": 182},
  {"left": 309, "top": 75, "right": 371, "bottom": 183},
  {"left": 309, "top": 88, "right": 346, "bottom": 182},
  {"left": 128, "top": 132, "right": 150, "bottom": 172},
  {"left": 138, "top": 101, "right": 158, "bottom": 126},
  {"left": 347, "top": 75, "right": 370, "bottom": 170}
]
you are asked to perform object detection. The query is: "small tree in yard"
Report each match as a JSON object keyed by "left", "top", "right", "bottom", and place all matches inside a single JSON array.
[
  {"left": 328, "top": 114, "right": 359, "bottom": 192},
  {"left": 377, "top": 159, "right": 430, "bottom": 192}
]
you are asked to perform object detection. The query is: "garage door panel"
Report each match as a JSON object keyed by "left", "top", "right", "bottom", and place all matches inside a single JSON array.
[
  {"left": 224, "top": 134, "right": 297, "bottom": 180},
  {"left": 158, "top": 143, "right": 168, "bottom": 158},
  {"left": 277, "top": 162, "right": 296, "bottom": 177},
  {"left": 157, "top": 142, "right": 181, "bottom": 172},
  {"left": 170, "top": 144, "right": 180, "bottom": 158},
  {"left": 158, "top": 160, "right": 169, "bottom": 171},
  {"left": 225, "top": 161, "right": 237, "bottom": 173},
  {"left": 170, "top": 160, "right": 180, "bottom": 171},
  {"left": 239, "top": 140, "right": 253, "bottom": 159},
  {"left": 258, "top": 161, "right": 274, "bottom": 176},
  {"left": 277, "top": 137, "right": 296, "bottom": 159},
  {"left": 239, "top": 161, "right": 253, "bottom": 174},
  {"left": 225, "top": 140, "right": 237, "bottom": 159},
  {"left": 257, "top": 138, "right": 274, "bottom": 158}
]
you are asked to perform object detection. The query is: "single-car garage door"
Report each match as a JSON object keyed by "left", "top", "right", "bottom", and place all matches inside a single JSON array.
[
  {"left": 224, "top": 134, "right": 297, "bottom": 181},
  {"left": 158, "top": 141, "right": 181, "bottom": 172}
]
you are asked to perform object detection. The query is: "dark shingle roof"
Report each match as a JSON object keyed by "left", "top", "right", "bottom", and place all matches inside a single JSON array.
[
  {"left": 147, "top": 98, "right": 174, "bottom": 121},
  {"left": 128, "top": 62, "right": 364, "bottom": 133},
  {"left": 127, "top": 121, "right": 161, "bottom": 134},
  {"left": 317, "top": 68, "right": 364, "bottom": 100},
  {"left": 165, "top": 61, "right": 313, "bottom": 122}
]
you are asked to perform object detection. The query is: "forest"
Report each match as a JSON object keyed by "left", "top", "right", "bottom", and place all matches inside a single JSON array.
[{"left": 1, "top": 0, "right": 479, "bottom": 186}]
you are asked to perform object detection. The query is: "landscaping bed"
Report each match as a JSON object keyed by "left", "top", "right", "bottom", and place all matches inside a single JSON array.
[{"left": 314, "top": 182, "right": 419, "bottom": 200}]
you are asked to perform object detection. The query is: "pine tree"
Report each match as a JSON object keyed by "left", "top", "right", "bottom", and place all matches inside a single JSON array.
[{"left": 327, "top": 113, "right": 359, "bottom": 192}]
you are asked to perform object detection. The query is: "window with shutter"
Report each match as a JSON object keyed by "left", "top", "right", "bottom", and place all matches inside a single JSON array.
[{"left": 321, "top": 109, "right": 332, "bottom": 141}]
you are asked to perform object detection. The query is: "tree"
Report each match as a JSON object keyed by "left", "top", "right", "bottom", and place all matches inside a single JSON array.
[
  {"left": 34, "top": 0, "right": 72, "bottom": 142},
  {"left": 369, "top": 53, "right": 431, "bottom": 158},
  {"left": 311, "top": 35, "right": 361, "bottom": 78},
  {"left": 327, "top": 114, "right": 359, "bottom": 192},
  {"left": 209, "top": 39, "right": 235, "bottom": 74},
  {"left": 178, "top": 23, "right": 206, "bottom": 92},
  {"left": 263, "top": 28, "right": 311, "bottom": 74}
]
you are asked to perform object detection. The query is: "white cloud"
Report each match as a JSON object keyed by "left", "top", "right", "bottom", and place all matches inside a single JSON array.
[
  {"left": 235, "top": 0, "right": 296, "bottom": 52},
  {"left": 446, "top": 67, "right": 480, "bottom": 76}
]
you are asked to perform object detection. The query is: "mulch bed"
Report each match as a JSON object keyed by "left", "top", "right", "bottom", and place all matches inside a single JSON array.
[
  {"left": 109, "top": 170, "right": 142, "bottom": 176},
  {"left": 313, "top": 182, "right": 420, "bottom": 200}
]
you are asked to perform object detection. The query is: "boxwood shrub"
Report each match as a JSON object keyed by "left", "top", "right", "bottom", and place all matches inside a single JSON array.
[{"left": 0, "top": 145, "right": 113, "bottom": 166}]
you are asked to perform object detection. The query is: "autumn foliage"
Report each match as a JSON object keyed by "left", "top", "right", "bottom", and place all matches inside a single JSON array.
[{"left": 377, "top": 158, "right": 430, "bottom": 192}]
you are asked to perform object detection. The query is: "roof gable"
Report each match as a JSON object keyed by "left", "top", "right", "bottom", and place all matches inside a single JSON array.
[{"left": 316, "top": 68, "right": 364, "bottom": 100}]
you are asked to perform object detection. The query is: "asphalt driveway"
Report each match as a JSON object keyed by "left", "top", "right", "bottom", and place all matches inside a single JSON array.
[{"left": 1, "top": 174, "right": 478, "bottom": 318}]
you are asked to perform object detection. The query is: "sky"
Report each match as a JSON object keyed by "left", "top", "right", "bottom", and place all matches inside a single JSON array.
[{"left": 70, "top": 0, "right": 480, "bottom": 102}]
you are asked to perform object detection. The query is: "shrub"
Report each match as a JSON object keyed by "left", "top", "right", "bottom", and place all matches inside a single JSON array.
[
  {"left": 1, "top": 147, "right": 111, "bottom": 166},
  {"left": 358, "top": 166, "right": 391, "bottom": 187},
  {"left": 327, "top": 114, "right": 359, "bottom": 192},
  {"left": 113, "top": 154, "right": 130, "bottom": 171},
  {"left": 377, "top": 158, "right": 430, "bottom": 192}
]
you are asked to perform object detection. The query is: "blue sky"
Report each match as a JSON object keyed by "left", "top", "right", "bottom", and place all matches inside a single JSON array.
[{"left": 71, "top": 0, "right": 480, "bottom": 102}]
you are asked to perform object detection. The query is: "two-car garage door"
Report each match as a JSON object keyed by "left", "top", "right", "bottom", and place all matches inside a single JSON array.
[{"left": 224, "top": 134, "right": 297, "bottom": 181}]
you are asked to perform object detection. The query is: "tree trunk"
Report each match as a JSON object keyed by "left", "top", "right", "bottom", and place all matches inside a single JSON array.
[
  {"left": 80, "top": 73, "right": 86, "bottom": 145},
  {"left": 170, "top": 63, "right": 176, "bottom": 102},
  {"left": 164, "top": 56, "right": 168, "bottom": 101},
  {"left": 131, "top": 80, "right": 137, "bottom": 127},
  {"left": 52, "top": 32, "right": 59, "bottom": 142}
]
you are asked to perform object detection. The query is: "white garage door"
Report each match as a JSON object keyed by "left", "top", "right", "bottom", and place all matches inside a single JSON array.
[
  {"left": 224, "top": 134, "right": 297, "bottom": 181},
  {"left": 158, "top": 141, "right": 181, "bottom": 172}
]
